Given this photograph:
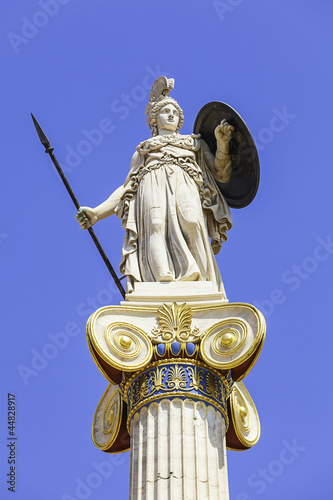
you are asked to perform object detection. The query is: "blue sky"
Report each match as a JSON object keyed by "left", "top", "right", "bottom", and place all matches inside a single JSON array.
[{"left": 1, "top": 1, "right": 333, "bottom": 499}]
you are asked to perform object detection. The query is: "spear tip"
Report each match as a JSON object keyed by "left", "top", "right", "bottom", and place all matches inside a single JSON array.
[{"left": 31, "top": 113, "right": 51, "bottom": 150}]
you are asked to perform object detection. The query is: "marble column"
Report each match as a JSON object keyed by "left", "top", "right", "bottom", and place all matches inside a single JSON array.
[
  {"left": 129, "top": 398, "right": 229, "bottom": 500},
  {"left": 124, "top": 356, "right": 230, "bottom": 500},
  {"left": 86, "top": 285, "right": 266, "bottom": 500}
]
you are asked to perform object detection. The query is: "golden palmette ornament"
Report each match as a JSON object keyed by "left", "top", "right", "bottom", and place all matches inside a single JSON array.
[{"left": 150, "top": 302, "right": 201, "bottom": 344}]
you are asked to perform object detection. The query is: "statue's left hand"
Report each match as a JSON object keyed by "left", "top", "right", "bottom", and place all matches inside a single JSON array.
[{"left": 214, "top": 119, "right": 234, "bottom": 144}]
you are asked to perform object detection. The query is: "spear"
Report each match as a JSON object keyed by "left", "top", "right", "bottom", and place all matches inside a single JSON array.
[{"left": 31, "top": 113, "right": 126, "bottom": 299}]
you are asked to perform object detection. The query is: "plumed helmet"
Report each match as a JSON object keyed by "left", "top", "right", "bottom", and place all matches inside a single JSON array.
[{"left": 145, "top": 76, "right": 184, "bottom": 136}]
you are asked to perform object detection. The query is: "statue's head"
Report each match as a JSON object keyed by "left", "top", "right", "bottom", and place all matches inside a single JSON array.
[
  {"left": 148, "top": 98, "right": 184, "bottom": 136},
  {"left": 145, "top": 77, "right": 184, "bottom": 136}
]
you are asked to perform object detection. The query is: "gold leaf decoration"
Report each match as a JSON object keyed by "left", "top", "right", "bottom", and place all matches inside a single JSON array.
[
  {"left": 159, "top": 302, "right": 191, "bottom": 340},
  {"left": 187, "top": 366, "right": 203, "bottom": 391},
  {"left": 150, "top": 302, "right": 203, "bottom": 344},
  {"left": 167, "top": 365, "right": 187, "bottom": 390},
  {"left": 138, "top": 373, "right": 149, "bottom": 399},
  {"left": 150, "top": 366, "right": 167, "bottom": 390}
]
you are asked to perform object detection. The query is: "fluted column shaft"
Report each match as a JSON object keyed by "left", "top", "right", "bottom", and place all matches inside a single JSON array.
[{"left": 129, "top": 398, "right": 229, "bottom": 500}]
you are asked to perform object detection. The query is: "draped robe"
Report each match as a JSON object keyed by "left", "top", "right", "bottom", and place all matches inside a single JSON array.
[{"left": 115, "top": 133, "right": 232, "bottom": 293}]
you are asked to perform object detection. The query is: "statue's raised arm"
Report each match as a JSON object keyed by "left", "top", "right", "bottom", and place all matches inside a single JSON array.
[{"left": 201, "top": 119, "right": 234, "bottom": 184}]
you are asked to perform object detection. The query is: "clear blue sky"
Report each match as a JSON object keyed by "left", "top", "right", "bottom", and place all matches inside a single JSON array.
[{"left": 1, "top": 1, "right": 333, "bottom": 499}]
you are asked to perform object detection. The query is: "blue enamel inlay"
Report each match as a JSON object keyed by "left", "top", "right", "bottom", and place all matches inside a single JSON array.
[
  {"left": 186, "top": 343, "right": 195, "bottom": 356},
  {"left": 157, "top": 343, "right": 166, "bottom": 356},
  {"left": 171, "top": 342, "right": 181, "bottom": 355},
  {"left": 127, "top": 362, "right": 228, "bottom": 422}
]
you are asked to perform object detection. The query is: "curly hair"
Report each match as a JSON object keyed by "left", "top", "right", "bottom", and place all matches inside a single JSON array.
[{"left": 147, "top": 97, "right": 184, "bottom": 136}]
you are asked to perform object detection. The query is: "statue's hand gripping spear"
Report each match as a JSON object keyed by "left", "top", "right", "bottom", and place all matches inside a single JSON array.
[{"left": 31, "top": 114, "right": 126, "bottom": 299}]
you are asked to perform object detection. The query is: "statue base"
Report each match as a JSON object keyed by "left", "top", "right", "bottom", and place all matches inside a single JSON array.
[{"left": 123, "top": 281, "right": 228, "bottom": 307}]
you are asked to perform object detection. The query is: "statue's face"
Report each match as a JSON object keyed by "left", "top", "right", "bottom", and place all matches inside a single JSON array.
[{"left": 156, "top": 104, "right": 180, "bottom": 133}]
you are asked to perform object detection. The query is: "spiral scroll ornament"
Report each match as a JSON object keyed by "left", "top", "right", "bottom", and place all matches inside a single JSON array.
[
  {"left": 92, "top": 384, "right": 123, "bottom": 451},
  {"left": 229, "top": 381, "right": 260, "bottom": 448},
  {"left": 88, "top": 317, "right": 153, "bottom": 373},
  {"left": 200, "top": 312, "right": 264, "bottom": 370},
  {"left": 103, "top": 323, "right": 153, "bottom": 371}
]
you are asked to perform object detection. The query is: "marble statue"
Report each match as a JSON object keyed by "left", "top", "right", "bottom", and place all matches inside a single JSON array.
[{"left": 76, "top": 77, "right": 234, "bottom": 293}]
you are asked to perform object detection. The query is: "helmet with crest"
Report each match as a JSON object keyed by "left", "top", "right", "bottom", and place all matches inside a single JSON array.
[{"left": 145, "top": 76, "right": 184, "bottom": 136}]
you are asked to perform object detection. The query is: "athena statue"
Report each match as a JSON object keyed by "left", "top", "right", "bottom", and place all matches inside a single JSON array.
[{"left": 76, "top": 77, "right": 234, "bottom": 293}]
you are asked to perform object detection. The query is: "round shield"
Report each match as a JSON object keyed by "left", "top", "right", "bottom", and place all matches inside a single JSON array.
[{"left": 193, "top": 101, "right": 260, "bottom": 208}]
